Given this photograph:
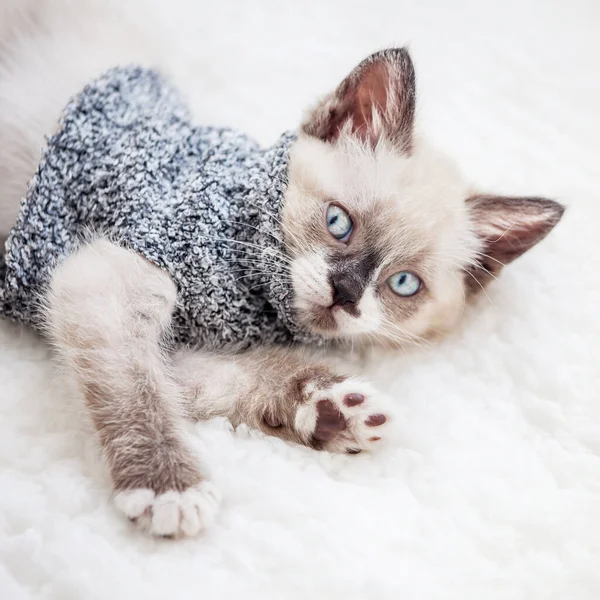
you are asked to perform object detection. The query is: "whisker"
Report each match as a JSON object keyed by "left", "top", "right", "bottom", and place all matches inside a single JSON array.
[
  {"left": 237, "top": 197, "right": 281, "bottom": 226},
  {"left": 462, "top": 269, "right": 496, "bottom": 308},
  {"left": 220, "top": 218, "right": 288, "bottom": 249},
  {"left": 449, "top": 258, "right": 500, "bottom": 285},
  {"left": 194, "top": 234, "right": 295, "bottom": 267},
  {"left": 474, "top": 251, "right": 507, "bottom": 269},
  {"left": 232, "top": 272, "right": 290, "bottom": 284},
  {"left": 490, "top": 222, "right": 517, "bottom": 244},
  {"left": 370, "top": 317, "right": 433, "bottom": 351}
]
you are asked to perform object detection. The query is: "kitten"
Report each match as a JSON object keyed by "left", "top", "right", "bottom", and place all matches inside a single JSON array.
[{"left": 0, "top": 18, "right": 563, "bottom": 537}]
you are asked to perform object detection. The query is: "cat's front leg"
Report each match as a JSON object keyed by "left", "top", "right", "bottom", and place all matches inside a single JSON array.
[
  {"left": 176, "top": 347, "right": 392, "bottom": 454},
  {"left": 46, "top": 239, "right": 220, "bottom": 537}
]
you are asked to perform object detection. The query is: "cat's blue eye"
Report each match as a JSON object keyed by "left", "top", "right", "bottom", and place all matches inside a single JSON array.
[
  {"left": 326, "top": 203, "right": 353, "bottom": 242},
  {"left": 387, "top": 271, "right": 422, "bottom": 297}
]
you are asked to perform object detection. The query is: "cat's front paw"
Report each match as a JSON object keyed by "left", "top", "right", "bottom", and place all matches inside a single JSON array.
[
  {"left": 295, "top": 377, "right": 392, "bottom": 454},
  {"left": 114, "top": 481, "right": 221, "bottom": 538}
]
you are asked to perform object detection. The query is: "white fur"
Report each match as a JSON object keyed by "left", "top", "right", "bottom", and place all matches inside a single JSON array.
[
  {"left": 46, "top": 237, "right": 178, "bottom": 347},
  {"left": 291, "top": 249, "right": 332, "bottom": 309},
  {"left": 174, "top": 351, "right": 252, "bottom": 419},
  {"left": 114, "top": 483, "right": 221, "bottom": 537},
  {"left": 0, "top": 0, "right": 598, "bottom": 598},
  {"left": 336, "top": 285, "right": 383, "bottom": 334},
  {"left": 293, "top": 404, "right": 319, "bottom": 438}
]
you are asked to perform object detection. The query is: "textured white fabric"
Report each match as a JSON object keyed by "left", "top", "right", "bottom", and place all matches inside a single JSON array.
[{"left": 0, "top": 1, "right": 599, "bottom": 599}]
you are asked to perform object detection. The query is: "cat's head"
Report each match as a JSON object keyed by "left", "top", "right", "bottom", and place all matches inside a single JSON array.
[{"left": 281, "top": 48, "right": 564, "bottom": 347}]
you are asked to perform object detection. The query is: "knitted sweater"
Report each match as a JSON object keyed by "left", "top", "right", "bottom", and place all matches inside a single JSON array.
[{"left": 0, "top": 67, "right": 318, "bottom": 349}]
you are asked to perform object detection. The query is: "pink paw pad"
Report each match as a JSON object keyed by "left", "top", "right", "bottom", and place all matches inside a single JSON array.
[
  {"left": 344, "top": 393, "right": 365, "bottom": 407},
  {"left": 314, "top": 399, "right": 347, "bottom": 442},
  {"left": 365, "top": 414, "right": 386, "bottom": 427}
]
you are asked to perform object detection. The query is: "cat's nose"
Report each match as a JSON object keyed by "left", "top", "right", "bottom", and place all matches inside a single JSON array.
[{"left": 330, "top": 273, "right": 360, "bottom": 308}]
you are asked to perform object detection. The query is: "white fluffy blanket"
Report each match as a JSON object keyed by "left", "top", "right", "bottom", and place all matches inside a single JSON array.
[{"left": 1, "top": 1, "right": 599, "bottom": 598}]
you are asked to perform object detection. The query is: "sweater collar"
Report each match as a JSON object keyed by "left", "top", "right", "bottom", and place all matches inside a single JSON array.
[{"left": 256, "top": 131, "right": 326, "bottom": 346}]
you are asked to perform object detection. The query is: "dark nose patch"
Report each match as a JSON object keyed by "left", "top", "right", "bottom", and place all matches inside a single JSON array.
[
  {"left": 330, "top": 272, "right": 361, "bottom": 316},
  {"left": 329, "top": 252, "right": 379, "bottom": 317}
]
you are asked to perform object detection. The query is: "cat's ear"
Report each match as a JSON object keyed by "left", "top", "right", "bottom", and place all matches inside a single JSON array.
[
  {"left": 465, "top": 194, "right": 564, "bottom": 288},
  {"left": 302, "top": 48, "right": 416, "bottom": 152}
]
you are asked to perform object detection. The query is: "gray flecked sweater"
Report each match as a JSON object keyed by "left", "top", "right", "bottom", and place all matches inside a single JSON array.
[{"left": 0, "top": 66, "right": 317, "bottom": 349}]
